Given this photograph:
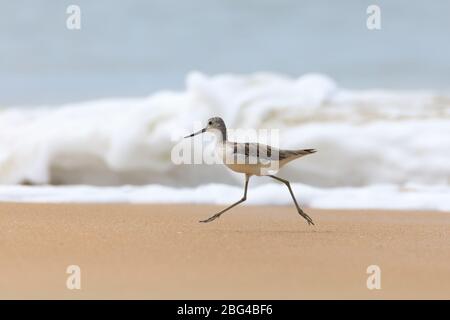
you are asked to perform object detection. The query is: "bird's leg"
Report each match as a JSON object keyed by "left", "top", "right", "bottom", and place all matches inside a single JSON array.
[
  {"left": 200, "top": 175, "right": 250, "bottom": 223},
  {"left": 269, "top": 175, "right": 315, "bottom": 226}
]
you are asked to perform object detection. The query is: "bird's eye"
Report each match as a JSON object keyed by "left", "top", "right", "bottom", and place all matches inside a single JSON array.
[{"left": 208, "top": 121, "right": 212, "bottom": 125}]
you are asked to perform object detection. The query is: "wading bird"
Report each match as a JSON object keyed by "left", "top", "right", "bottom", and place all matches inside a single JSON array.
[{"left": 184, "top": 117, "right": 316, "bottom": 225}]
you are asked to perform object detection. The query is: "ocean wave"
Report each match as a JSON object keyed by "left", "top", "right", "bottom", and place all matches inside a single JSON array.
[{"left": 0, "top": 72, "right": 449, "bottom": 188}]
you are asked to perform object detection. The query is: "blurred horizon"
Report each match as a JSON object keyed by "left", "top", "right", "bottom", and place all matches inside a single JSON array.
[{"left": 2, "top": 0, "right": 450, "bottom": 106}]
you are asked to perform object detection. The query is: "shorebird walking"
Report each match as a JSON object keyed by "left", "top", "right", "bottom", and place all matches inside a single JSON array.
[{"left": 184, "top": 117, "right": 316, "bottom": 225}]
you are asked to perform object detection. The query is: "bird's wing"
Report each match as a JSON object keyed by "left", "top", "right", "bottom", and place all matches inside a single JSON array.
[
  {"left": 231, "top": 142, "right": 286, "bottom": 162},
  {"left": 231, "top": 143, "right": 315, "bottom": 161}
]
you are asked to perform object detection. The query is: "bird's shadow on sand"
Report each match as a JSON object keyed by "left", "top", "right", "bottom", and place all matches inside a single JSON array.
[{"left": 206, "top": 229, "right": 334, "bottom": 235}]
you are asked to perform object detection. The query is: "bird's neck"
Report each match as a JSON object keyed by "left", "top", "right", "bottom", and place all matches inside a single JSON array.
[
  {"left": 220, "top": 126, "right": 227, "bottom": 142},
  {"left": 212, "top": 127, "right": 227, "bottom": 143}
]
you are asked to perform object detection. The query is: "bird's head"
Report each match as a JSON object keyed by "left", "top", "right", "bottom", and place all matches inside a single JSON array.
[{"left": 184, "top": 117, "right": 227, "bottom": 139}]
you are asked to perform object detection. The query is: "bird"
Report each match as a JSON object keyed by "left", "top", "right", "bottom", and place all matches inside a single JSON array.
[{"left": 184, "top": 117, "right": 316, "bottom": 225}]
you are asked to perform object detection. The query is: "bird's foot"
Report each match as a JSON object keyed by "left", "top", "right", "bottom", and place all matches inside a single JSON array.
[
  {"left": 298, "top": 209, "right": 315, "bottom": 226},
  {"left": 199, "top": 213, "right": 222, "bottom": 223}
]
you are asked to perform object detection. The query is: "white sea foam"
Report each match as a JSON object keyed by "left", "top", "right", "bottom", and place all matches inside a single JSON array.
[
  {"left": 0, "top": 72, "right": 449, "bottom": 210},
  {"left": 0, "top": 183, "right": 448, "bottom": 212}
]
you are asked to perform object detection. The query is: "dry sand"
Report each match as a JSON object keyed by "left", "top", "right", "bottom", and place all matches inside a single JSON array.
[{"left": 0, "top": 203, "right": 449, "bottom": 299}]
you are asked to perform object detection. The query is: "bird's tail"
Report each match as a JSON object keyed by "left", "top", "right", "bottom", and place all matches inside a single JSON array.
[
  {"left": 280, "top": 148, "right": 316, "bottom": 164},
  {"left": 291, "top": 148, "right": 317, "bottom": 157}
]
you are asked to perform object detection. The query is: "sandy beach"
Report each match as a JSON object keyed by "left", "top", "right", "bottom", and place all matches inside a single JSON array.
[{"left": 0, "top": 203, "right": 449, "bottom": 299}]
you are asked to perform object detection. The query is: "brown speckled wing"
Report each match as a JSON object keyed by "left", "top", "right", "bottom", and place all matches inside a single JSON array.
[{"left": 232, "top": 143, "right": 316, "bottom": 161}]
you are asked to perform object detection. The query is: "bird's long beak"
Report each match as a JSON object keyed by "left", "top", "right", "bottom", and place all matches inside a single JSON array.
[{"left": 184, "top": 128, "right": 206, "bottom": 138}]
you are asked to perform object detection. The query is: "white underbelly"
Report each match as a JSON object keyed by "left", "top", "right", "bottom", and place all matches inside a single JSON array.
[
  {"left": 215, "top": 144, "right": 280, "bottom": 176},
  {"left": 225, "top": 163, "right": 272, "bottom": 176}
]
